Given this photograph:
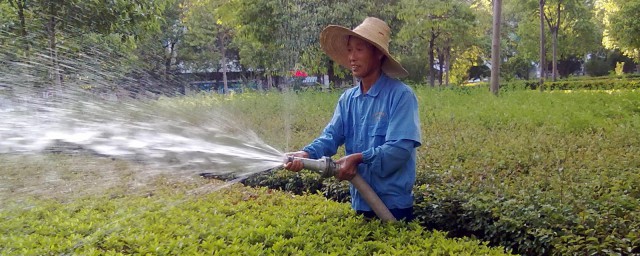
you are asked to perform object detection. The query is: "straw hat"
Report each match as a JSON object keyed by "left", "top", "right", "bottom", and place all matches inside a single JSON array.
[{"left": 320, "top": 17, "right": 408, "bottom": 78}]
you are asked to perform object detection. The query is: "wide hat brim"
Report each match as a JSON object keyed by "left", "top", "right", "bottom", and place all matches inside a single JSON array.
[{"left": 320, "top": 25, "right": 409, "bottom": 79}]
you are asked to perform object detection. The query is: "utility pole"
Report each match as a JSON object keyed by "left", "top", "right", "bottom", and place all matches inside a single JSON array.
[
  {"left": 490, "top": 0, "right": 502, "bottom": 96},
  {"left": 539, "top": 0, "right": 546, "bottom": 90}
]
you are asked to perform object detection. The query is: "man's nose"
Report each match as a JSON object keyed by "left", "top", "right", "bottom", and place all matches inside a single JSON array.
[{"left": 348, "top": 51, "right": 355, "bottom": 62}]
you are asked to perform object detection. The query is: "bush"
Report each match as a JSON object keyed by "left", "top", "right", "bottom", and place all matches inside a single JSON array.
[
  {"left": 500, "top": 77, "right": 640, "bottom": 91},
  {"left": 243, "top": 169, "right": 351, "bottom": 203},
  {"left": 231, "top": 87, "right": 640, "bottom": 255},
  {"left": 540, "top": 79, "right": 640, "bottom": 90},
  {"left": 0, "top": 186, "right": 512, "bottom": 255},
  {"left": 502, "top": 56, "right": 533, "bottom": 81},
  {"left": 584, "top": 58, "right": 610, "bottom": 77},
  {"left": 413, "top": 171, "right": 640, "bottom": 255}
]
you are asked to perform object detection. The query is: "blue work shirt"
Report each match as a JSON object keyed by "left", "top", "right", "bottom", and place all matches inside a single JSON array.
[{"left": 303, "top": 73, "right": 422, "bottom": 211}]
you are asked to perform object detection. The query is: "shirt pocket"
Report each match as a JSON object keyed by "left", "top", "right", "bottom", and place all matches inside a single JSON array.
[{"left": 367, "top": 121, "right": 388, "bottom": 146}]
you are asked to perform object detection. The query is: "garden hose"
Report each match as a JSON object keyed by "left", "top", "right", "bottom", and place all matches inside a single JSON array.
[{"left": 284, "top": 156, "right": 396, "bottom": 222}]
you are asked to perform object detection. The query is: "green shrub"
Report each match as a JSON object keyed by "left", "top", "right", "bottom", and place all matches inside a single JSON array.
[
  {"left": 585, "top": 58, "right": 611, "bottom": 77},
  {"left": 502, "top": 56, "right": 533, "bottom": 81},
  {"left": 540, "top": 79, "right": 640, "bottom": 90},
  {"left": 0, "top": 186, "right": 511, "bottom": 255},
  {"left": 500, "top": 77, "right": 640, "bottom": 91},
  {"left": 229, "top": 86, "right": 640, "bottom": 255}
]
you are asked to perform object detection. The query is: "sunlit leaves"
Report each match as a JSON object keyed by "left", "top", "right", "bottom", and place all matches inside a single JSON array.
[
  {"left": 181, "top": 0, "right": 234, "bottom": 72},
  {"left": 235, "top": 86, "right": 640, "bottom": 255},
  {"left": 0, "top": 185, "right": 511, "bottom": 255},
  {"left": 513, "top": 0, "right": 600, "bottom": 62},
  {"left": 397, "top": 0, "right": 480, "bottom": 85},
  {"left": 606, "top": 0, "right": 640, "bottom": 61}
]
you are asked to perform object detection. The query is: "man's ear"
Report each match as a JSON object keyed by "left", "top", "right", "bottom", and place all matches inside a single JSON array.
[
  {"left": 378, "top": 51, "right": 386, "bottom": 64},
  {"left": 377, "top": 49, "right": 385, "bottom": 60}
]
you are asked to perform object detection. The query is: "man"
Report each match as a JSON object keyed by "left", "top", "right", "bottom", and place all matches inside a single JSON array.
[{"left": 284, "top": 17, "right": 421, "bottom": 221}]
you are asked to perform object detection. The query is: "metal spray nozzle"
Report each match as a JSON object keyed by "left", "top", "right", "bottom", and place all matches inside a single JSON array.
[{"left": 283, "top": 156, "right": 339, "bottom": 178}]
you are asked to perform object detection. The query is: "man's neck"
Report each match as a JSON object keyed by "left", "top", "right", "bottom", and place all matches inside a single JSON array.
[{"left": 360, "top": 70, "right": 382, "bottom": 94}]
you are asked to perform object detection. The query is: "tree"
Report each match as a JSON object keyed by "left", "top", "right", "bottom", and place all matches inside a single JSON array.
[
  {"left": 512, "top": 0, "right": 599, "bottom": 82},
  {"left": 1, "top": 0, "right": 166, "bottom": 89},
  {"left": 183, "top": 0, "right": 235, "bottom": 93},
  {"left": 605, "top": 0, "right": 640, "bottom": 69},
  {"left": 158, "top": 0, "right": 186, "bottom": 81},
  {"left": 398, "top": 0, "right": 478, "bottom": 87},
  {"left": 398, "top": 0, "right": 443, "bottom": 87},
  {"left": 222, "top": 0, "right": 371, "bottom": 88},
  {"left": 4, "top": 0, "right": 29, "bottom": 53},
  {"left": 542, "top": 0, "right": 600, "bottom": 81}
]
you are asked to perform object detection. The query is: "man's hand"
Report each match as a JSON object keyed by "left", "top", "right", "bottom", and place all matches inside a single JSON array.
[
  {"left": 335, "top": 153, "right": 363, "bottom": 181},
  {"left": 283, "top": 151, "right": 309, "bottom": 172}
]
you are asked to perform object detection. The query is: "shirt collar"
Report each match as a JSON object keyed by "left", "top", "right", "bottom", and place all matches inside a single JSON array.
[{"left": 352, "top": 72, "right": 388, "bottom": 98}]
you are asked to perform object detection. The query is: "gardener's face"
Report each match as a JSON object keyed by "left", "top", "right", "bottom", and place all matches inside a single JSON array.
[{"left": 347, "top": 36, "right": 383, "bottom": 79}]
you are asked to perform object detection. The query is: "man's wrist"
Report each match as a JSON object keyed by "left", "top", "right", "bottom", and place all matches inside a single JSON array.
[
  {"left": 301, "top": 146, "right": 316, "bottom": 159},
  {"left": 350, "top": 153, "right": 364, "bottom": 164},
  {"left": 361, "top": 148, "right": 374, "bottom": 163}
]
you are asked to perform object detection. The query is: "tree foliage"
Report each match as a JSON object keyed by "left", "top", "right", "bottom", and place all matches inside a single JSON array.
[
  {"left": 397, "top": 0, "right": 479, "bottom": 86},
  {"left": 0, "top": 0, "right": 170, "bottom": 91},
  {"left": 1, "top": 0, "right": 639, "bottom": 93},
  {"left": 606, "top": 0, "right": 640, "bottom": 62}
]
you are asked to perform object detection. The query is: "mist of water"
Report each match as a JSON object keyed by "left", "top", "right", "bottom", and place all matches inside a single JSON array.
[
  {"left": 0, "top": 95, "right": 285, "bottom": 172},
  {"left": 0, "top": 32, "right": 286, "bottom": 202}
]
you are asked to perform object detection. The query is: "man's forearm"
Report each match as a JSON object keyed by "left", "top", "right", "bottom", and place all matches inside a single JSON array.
[{"left": 361, "top": 140, "right": 414, "bottom": 177}]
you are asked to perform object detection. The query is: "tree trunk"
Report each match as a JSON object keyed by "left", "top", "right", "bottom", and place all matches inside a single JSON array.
[
  {"left": 16, "top": 0, "right": 29, "bottom": 53},
  {"left": 551, "top": 1, "right": 560, "bottom": 82},
  {"left": 552, "top": 29, "right": 558, "bottom": 81},
  {"left": 222, "top": 52, "right": 228, "bottom": 94},
  {"left": 220, "top": 33, "right": 228, "bottom": 94},
  {"left": 539, "top": 0, "right": 546, "bottom": 90},
  {"left": 444, "top": 46, "right": 451, "bottom": 86},
  {"left": 428, "top": 32, "right": 436, "bottom": 87},
  {"left": 327, "top": 61, "right": 335, "bottom": 87},
  {"left": 490, "top": 0, "right": 502, "bottom": 96},
  {"left": 437, "top": 50, "right": 444, "bottom": 86},
  {"left": 165, "top": 41, "right": 176, "bottom": 82},
  {"left": 544, "top": 0, "right": 562, "bottom": 82},
  {"left": 47, "top": 3, "right": 62, "bottom": 91}
]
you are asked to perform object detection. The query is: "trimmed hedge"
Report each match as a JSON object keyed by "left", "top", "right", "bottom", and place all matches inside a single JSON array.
[
  {"left": 500, "top": 77, "right": 640, "bottom": 91},
  {"left": 0, "top": 185, "right": 511, "bottom": 255},
  {"left": 244, "top": 167, "right": 640, "bottom": 255},
  {"left": 562, "top": 73, "right": 640, "bottom": 81},
  {"left": 237, "top": 87, "right": 640, "bottom": 255},
  {"left": 242, "top": 170, "right": 352, "bottom": 203},
  {"left": 413, "top": 171, "right": 640, "bottom": 255}
]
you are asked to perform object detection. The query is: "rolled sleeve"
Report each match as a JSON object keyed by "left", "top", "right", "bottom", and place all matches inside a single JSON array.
[{"left": 362, "top": 139, "right": 415, "bottom": 177}]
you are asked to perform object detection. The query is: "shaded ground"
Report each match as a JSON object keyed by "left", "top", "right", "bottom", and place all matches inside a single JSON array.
[{"left": 0, "top": 154, "right": 227, "bottom": 207}]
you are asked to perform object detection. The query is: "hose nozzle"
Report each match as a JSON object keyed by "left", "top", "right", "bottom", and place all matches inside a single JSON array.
[{"left": 283, "top": 156, "right": 339, "bottom": 178}]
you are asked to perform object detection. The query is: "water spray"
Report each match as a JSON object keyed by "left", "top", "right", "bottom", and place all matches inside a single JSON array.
[{"left": 284, "top": 156, "right": 396, "bottom": 222}]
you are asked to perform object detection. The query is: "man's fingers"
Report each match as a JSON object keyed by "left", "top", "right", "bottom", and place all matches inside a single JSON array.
[
  {"left": 285, "top": 160, "right": 304, "bottom": 172},
  {"left": 336, "top": 168, "right": 355, "bottom": 181}
]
